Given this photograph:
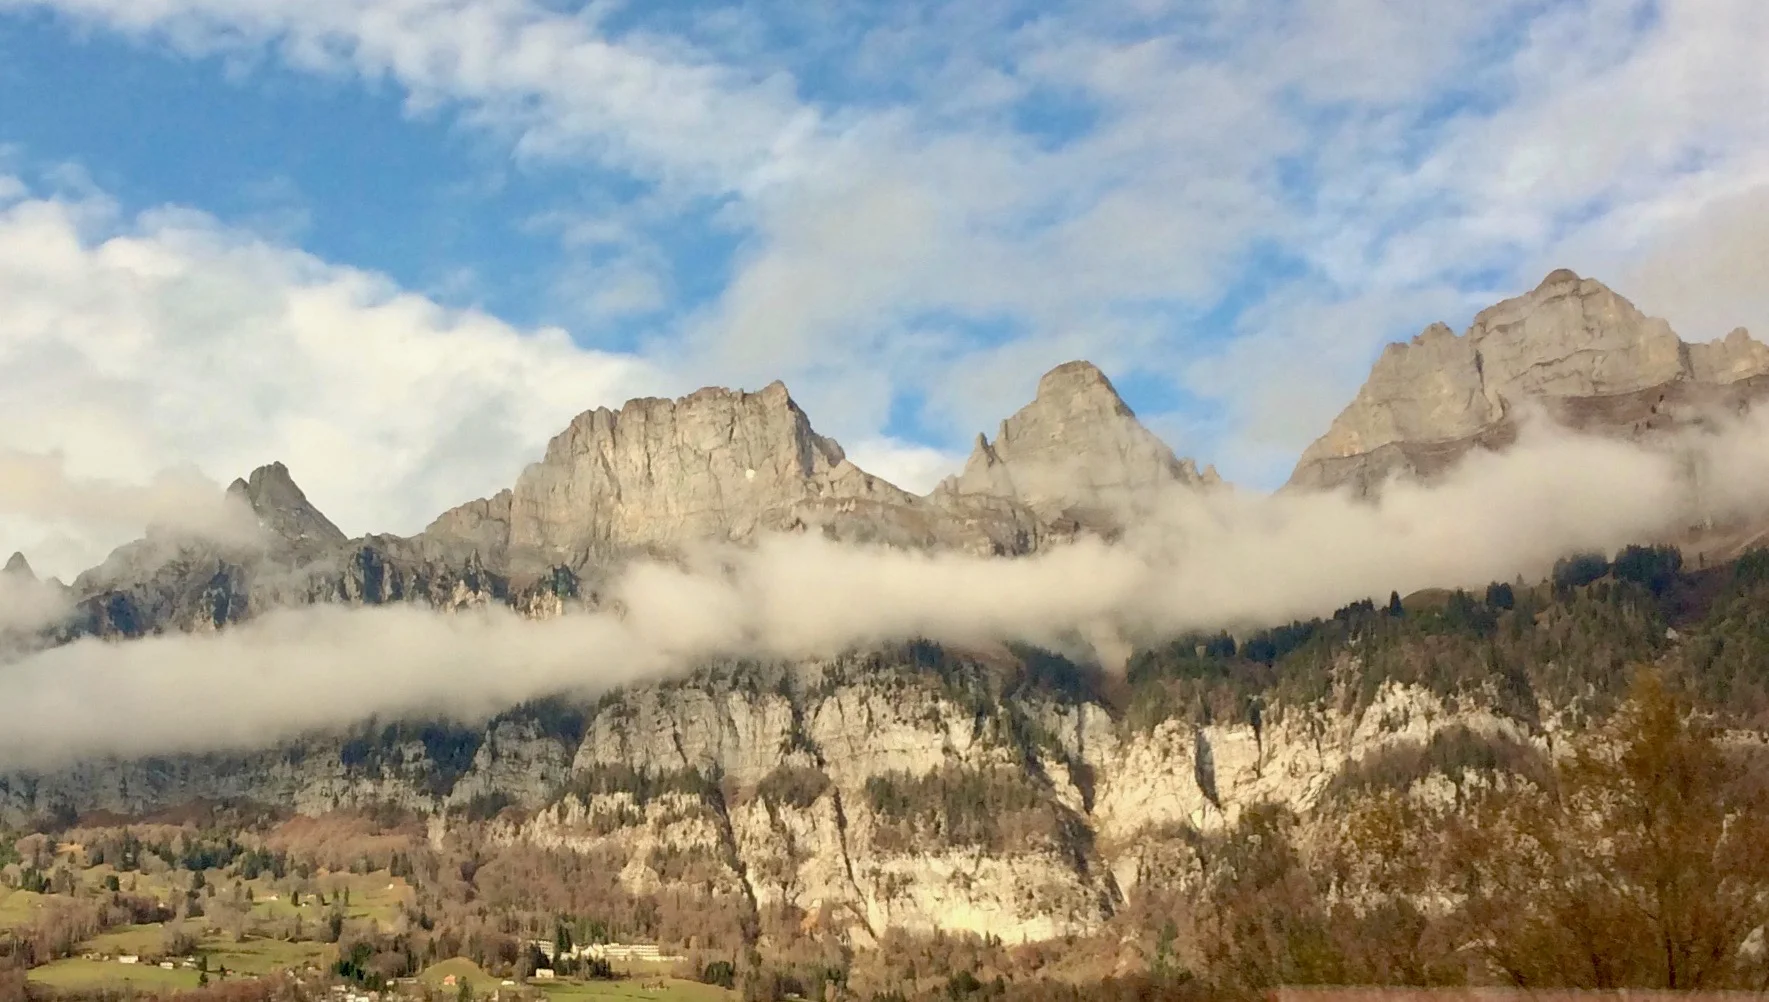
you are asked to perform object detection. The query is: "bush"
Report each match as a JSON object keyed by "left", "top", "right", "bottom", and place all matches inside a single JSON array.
[
  {"left": 1553, "top": 552, "right": 1610, "bottom": 591},
  {"left": 583, "top": 956, "right": 615, "bottom": 980},
  {"left": 701, "top": 960, "right": 737, "bottom": 988},
  {"left": 1613, "top": 544, "right": 1683, "bottom": 594},
  {"left": 755, "top": 766, "right": 830, "bottom": 810},
  {"left": 863, "top": 767, "right": 1060, "bottom": 852},
  {"left": 1484, "top": 581, "right": 1515, "bottom": 610},
  {"left": 1327, "top": 725, "right": 1553, "bottom": 799}
]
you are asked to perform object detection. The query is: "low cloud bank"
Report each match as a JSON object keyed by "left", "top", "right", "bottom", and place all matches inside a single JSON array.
[
  {"left": 0, "top": 450, "right": 266, "bottom": 589},
  {"left": 0, "top": 574, "right": 70, "bottom": 633},
  {"left": 0, "top": 450, "right": 257, "bottom": 539},
  {"left": 2, "top": 407, "right": 1766, "bottom": 769}
]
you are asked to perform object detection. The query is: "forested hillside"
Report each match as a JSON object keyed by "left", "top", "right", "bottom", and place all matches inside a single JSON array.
[{"left": 6, "top": 544, "right": 1769, "bottom": 1000}]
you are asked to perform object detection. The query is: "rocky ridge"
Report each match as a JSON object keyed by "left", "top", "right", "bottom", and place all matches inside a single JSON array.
[
  {"left": 26, "top": 361, "right": 1198, "bottom": 643},
  {"left": 423, "top": 379, "right": 1046, "bottom": 563},
  {"left": 1289, "top": 269, "right": 1769, "bottom": 494}
]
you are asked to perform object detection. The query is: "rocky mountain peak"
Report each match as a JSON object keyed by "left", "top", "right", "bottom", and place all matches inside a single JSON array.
[
  {"left": 938, "top": 361, "right": 1214, "bottom": 520},
  {"left": 225, "top": 462, "right": 348, "bottom": 548},
  {"left": 1536, "top": 267, "right": 1582, "bottom": 290},
  {"left": 427, "top": 380, "right": 918, "bottom": 564},
  {"left": 1289, "top": 270, "right": 1769, "bottom": 494},
  {"left": 1032, "top": 360, "right": 1131, "bottom": 412},
  {"left": 3, "top": 551, "right": 33, "bottom": 581}
]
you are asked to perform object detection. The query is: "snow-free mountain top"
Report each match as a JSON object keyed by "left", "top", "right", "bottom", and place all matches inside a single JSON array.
[
  {"left": 935, "top": 360, "right": 1219, "bottom": 525},
  {"left": 226, "top": 460, "right": 348, "bottom": 549},
  {"left": 3, "top": 551, "right": 32, "bottom": 580},
  {"left": 26, "top": 361, "right": 1216, "bottom": 641},
  {"left": 17, "top": 271, "right": 1769, "bottom": 641},
  {"left": 1289, "top": 269, "right": 1769, "bottom": 494},
  {"left": 421, "top": 360, "right": 1217, "bottom": 569}
]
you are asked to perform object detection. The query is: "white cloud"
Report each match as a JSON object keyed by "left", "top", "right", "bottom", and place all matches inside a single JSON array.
[
  {"left": 0, "top": 0, "right": 1514, "bottom": 469},
  {"left": 843, "top": 438, "right": 965, "bottom": 494},
  {"left": 10, "top": 404, "right": 1769, "bottom": 768},
  {"left": 0, "top": 188, "right": 664, "bottom": 579},
  {"left": 1175, "top": 0, "right": 1769, "bottom": 481},
  {"left": 0, "top": 449, "right": 262, "bottom": 546},
  {"left": 3, "top": 0, "right": 823, "bottom": 195},
  {"left": 5, "top": 0, "right": 1769, "bottom": 502}
]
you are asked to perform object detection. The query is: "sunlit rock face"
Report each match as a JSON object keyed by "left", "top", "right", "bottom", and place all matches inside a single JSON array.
[
  {"left": 10, "top": 271, "right": 1764, "bottom": 947},
  {"left": 934, "top": 360, "right": 1218, "bottom": 531},
  {"left": 1290, "top": 269, "right": 1769, "bottom": 495}
]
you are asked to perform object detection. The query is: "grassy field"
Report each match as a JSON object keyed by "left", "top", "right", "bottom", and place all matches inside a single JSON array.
[
  {"left": 83, "top": 923, "right": 171, "bottom": 957},
  {"left": 77, "top": 864, "right": 193, "bottom": 908},
  {"left": 537, "top": 978, "right": 736, "bottom": 1001},
  {"left": 27, "top": 958, "right": 201, "bottom": 992},
  {"left": 417, "top": 959, "right": 736, "bottom": 1000},
  {"left": 420, "top": 957, "right": 504, "bottom": 991},
  {"left": 0, "top": 889, "right": 48, "bottom": 929},
  {"left": 202, "top": 934, "right": 332, "bottom": 976},
  {"left": 244, "top": 870, "right": 412, "bottom": 930}
]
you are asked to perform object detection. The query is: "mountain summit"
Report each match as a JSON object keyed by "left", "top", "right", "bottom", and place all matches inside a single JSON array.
[
  {"left": 226, "top": 462, "right": 347, "bottom": 548},
  {"left": 1289, "top": 269, "right": 1769, "bottom": 494},
  {"left": 423, "top": 379, "right": 1032, "bottom": 563},
  {"left": 3, "top": 551, "right": 33, "bottom": 581},
  {"left": 936, "top": 361, "right": 1216, "bottom": 523}
]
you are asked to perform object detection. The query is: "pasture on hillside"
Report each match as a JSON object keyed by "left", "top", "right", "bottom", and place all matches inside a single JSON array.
[
  {"left": 537, "top": 978, "right": 737, "bottom": 1000},
  {"left": 0, "top": 889, "right": 47, "bottom": 928},
  {"left": 27, "top": 958, "right": 200, "bottom": 993}
]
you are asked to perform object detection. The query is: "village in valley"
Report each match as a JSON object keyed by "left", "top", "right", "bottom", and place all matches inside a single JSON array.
[{"left": 0, "top": 817, "right": 728, "bottom": 1002}]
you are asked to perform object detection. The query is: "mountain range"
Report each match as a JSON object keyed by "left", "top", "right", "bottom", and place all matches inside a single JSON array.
[
  {"left": 4, "top": 269, "right": 1768, "bottom": 952},
  {"left": 13, "top": 268, "right": 1763, "bottom": 645}
]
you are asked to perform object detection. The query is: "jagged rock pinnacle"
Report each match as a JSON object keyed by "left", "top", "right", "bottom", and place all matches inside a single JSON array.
[{"left": 227, "top": 462, "right": 347, "bottom": 547}]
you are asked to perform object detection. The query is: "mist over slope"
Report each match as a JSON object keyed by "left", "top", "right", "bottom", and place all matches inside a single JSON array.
[
  {"left": 3, "top": 402, "right": 1768, "bottom": 767},
  {"left": 4, "top": 270, "right": 1769, "bottom": 768}
]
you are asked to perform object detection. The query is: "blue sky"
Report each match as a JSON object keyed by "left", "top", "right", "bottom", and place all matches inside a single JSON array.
[{"left": 1, "top": 0, "right": 1767, "bottom": 576}]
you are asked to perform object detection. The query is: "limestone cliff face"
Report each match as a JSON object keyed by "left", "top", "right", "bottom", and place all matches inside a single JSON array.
[
  {"left": 429, "top": 382, "right": 909, "bottom": 560},
  {"left": 0, "top": 639, "right": 1677, "bottom": 946},
  {"left": 1290, "top": 270, "right": 1769, "bottom": 494},
  {"left": 489, "top": 657, "right": 1558, "bottom": 945},
  {"left": 935, "top": 362, "right": 1217, "bottom": 528},
  {"left": 426, "top": 381, "right": 1055, "bottom": 562}
]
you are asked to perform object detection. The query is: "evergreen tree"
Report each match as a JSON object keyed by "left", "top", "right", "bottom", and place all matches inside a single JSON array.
[{"left": 1485, "top": 581, "right": 1515, "bottom": 610}]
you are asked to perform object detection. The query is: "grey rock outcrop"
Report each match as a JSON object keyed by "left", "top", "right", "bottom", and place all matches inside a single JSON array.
[
  {"left": 1291, "top": 269, "right": 1769, "bottom": 493},
  {"left": 426, "top": 379, "right": 1059, "bottom": 562},
  {"left": 34, "top": 364, "right": 1204, "bottom": 643},
  {"left": 434, "top": 381, "right": 909, "bottom": 558},
  {"left": 226, "top": 461, "right": 347, "bottom": 549},
  {"left": 934, "top": 361, "right": 1217, "bottom": 529}
]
